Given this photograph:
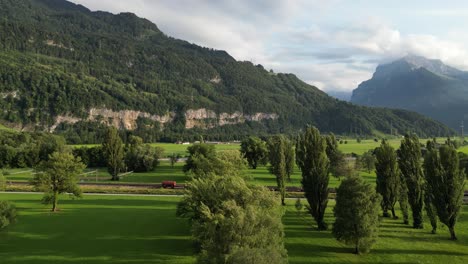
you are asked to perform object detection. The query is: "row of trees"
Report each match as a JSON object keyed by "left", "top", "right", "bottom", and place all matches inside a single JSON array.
[
  {"left": 73, "top": 127, "right": 164, "bottom": 181},
  {"left": 374, "top": 136, "right": 465, "bottom": 240}
]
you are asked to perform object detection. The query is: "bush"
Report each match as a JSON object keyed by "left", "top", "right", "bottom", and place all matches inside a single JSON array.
[{"left": 0, "top": 201, "right": 17, "bottom": 229}]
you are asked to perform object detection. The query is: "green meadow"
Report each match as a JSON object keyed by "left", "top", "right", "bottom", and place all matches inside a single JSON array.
[{"left": 0, "top": 193, "right": 467, "bottom": 263}]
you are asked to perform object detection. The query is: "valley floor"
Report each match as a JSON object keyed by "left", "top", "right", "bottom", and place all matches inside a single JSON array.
[{"left": 0, "top": 193, "right": 467, "bottom": 263}]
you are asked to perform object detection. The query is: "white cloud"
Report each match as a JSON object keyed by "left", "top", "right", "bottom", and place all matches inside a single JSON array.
[{"left": 70, "top": 0, "right": 468, "bottom": 93}]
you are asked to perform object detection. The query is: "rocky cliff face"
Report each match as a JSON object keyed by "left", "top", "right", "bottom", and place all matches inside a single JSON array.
[
  {"left": 50, "top": 108, "right": 278, "bottom": 131},
  {"left": 184, "top": 108, "right": 279, "bottom": 129}
]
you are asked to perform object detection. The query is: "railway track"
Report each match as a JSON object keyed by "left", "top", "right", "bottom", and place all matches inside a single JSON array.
[{"left": 7, "top": 181, "right": 468, "bottom": 197}]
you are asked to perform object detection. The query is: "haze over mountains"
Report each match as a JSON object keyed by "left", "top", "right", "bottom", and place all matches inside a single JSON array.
[
  {"left": 0, "top": 0, "right": 453, "bottom": 143},
  {"left": 351, "top": 55, "right": 468, "bottom": 129}
]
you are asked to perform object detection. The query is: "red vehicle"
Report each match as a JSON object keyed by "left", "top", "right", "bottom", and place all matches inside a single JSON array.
[{"left": 162, "top": 181, "right": 176, "bottom": 189}]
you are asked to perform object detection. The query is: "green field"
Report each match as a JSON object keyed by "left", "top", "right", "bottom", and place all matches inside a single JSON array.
[{"left": 0, "top": 193, "right": 467, "bottom": 263}]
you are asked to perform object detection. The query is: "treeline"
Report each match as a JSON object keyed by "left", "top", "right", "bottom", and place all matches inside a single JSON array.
[{"left": 0, "top": 130, "right": 65, "bottom": 168}]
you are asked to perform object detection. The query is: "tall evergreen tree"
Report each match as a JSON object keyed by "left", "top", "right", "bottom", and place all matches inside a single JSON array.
[
  {"left": 333, "top": 175, "right": 381, "bottom": 254},
  {"left": 296, "top": 126, "right": 330, "bottom": 230},
  {"left": 397, "top": 134, "right": 425, "bottom": 228},
  {"left": 424, "top": 144, "right": 465, "bottom": 240},
  {"left": 267, "top": 135, "right": 288, "bottom": 205},
  {"left": 102, "top": 127, "right": 124, "bottom": 181},
  {"left": 399, "top": 180, "right": 409, "bottom": 225},
  {"left": 375, "top": 140, "right": 400, "bottom": 218}
]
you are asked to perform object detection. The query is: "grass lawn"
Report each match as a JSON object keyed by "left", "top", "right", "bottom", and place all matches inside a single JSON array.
[
  {"left": 285, "top": 200, "right": 468, "bottom": 263},
  {"left": 0, "top": 193, "right": 194, "bottom": 264},
  {"left": 0, "top": 193, "right": 467, "bottom": 263}
]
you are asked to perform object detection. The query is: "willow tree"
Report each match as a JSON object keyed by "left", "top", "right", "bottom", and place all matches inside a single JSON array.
[
  {"left": 398, "top": 134, "right": 425, "bottom": 228},
  {"left": 424, "top": 144, "right": 465, "bottom": 240},
  {"left": 296, "top": 126, "right": 330, "bottom": 230},
  {"left": 375, "top": 140, "right": 400, "bottom": 218}
]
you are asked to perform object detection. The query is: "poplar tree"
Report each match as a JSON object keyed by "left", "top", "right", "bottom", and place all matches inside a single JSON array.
[
  {"left": 296, "top": 127, "right": 330, "bottom": 230},
  {"left": 424, "top": 144, "right": 465, "bottom": 240},
  {"left": 397, "top": 134, "right": 424, "bottom": 228},
  {"left": 285, "top": 139, "right": 295, "bottom": 181},
  {"left": 424, "top": 140, "right": 438, "bottom": 233},
  {"left": 333, "top": 175, "right": 381, "bottom": 254},
  {"left": 326, "top": 133, "right": 345, "bottom": 178},
  {"left": 102, "top": 127, "right": 124, "bottom": 181},
  {"left": 375, "top": 140, "right": 400, "bottom": 218},
  {"left": 267, "top": 135, "right": 288, "bottom": 205}
]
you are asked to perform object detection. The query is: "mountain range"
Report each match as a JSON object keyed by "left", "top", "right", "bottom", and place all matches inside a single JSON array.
[
  {"left": 352, "top": 55, "right": 468, "bottom": 130},
  {"left": 0, "top": 0, "right": 452, "bottom": 143}
]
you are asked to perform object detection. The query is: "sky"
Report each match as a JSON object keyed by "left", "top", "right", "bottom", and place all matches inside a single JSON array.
[{"left": 70, "top": 0, "right": 468, "bottom": 94}]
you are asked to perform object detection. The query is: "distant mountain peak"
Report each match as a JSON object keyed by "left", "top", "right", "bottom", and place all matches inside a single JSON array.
[{"left": 374, "top": 55, "right": 464, "bottom": 79}]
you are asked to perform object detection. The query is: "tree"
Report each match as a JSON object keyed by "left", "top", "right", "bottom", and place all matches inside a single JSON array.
[
  {"left": 177, "top": 174, "right": 287, "bottom": 264},
  {"left": 399, "top": 180, "right": 409, "bottom": 225},
  {"left": 0, "top": 201, "right": 16, "bottom": 229},
  {"left": 424, "top": 144, "right": 465, "bottom": 240},
  {"left": 397, "top": 134, "right": 424, "bottom": 228},
  {"left": 125, "top": 136, "right": 163, "bottom": 172},
  {"left": 424, "top": 140, "right": 438, "bottom": 234},
  {"left": 267, "top": 135, "right": 288, "bottom": 205},
  {"left": 0, "top": 172, "right": 6, "bottom": 191},
  {"left": 240, "top": 137, "right": 267, "bottom": 169},
  {"left": 285, "top": 139, "right": 295, "bottom": 181},
  {"left": 359, "top": 150, "right": 376, "bottom": 173},
  {"left": 333, "top": 175, "right": 381, "bottom": 254},
  {"left": 375, "top": 140, "right": 400, "bottom": 218},
  {"left": 183, "top": 143, "right": 218, "bottom": 177},
  {"left": 296, "top": 126, "right": 330, "bottom": 230},
  {"left": 169, "top": 153, "right": 181, "bottom": 168},
  {"left": 32, "top": 152, "right": 85, "bottom": 212},
  {"left": 326, "top": 134, "right": 346, "bottom": 178},
  {"left": 102, "top": 127, "right": 124, "bottom": 181}
]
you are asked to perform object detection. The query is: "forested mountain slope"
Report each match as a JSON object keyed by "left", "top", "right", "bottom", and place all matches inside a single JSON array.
[{"left": 0, "top": 0, "right": 452, "bottom": 143}]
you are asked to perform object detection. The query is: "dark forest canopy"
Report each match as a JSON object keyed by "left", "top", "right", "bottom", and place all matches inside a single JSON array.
[{"left": 0, "top": 0, "right": 453, "bottom": 143}]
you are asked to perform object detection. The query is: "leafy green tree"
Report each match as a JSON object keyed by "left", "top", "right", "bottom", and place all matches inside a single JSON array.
[
  {"left": 397, "top": 134, "right": 424, "bottom": 228},
  {"left": 0, "top": 172, "right": 6, "bottom": 191},
  {"left": 125, "top": 136, "right": 163, "bottom": 172},
  {"left": 0, "top": 201, "right": 16, "bottom": 229},
  {"left": 326, "top": 133, "right": 346, "bottom": 178},
  {"left": 32, "top": 152, "right": 85, "bottom": 212},
  {"left": 267, "top": 135, "right": 288, "bottom": 205},
  {"left": 240, "top": 137, "right": 267, "bottom": 169},
  {"left": 169, "top": 153, "right": 181, "bottom": 168},
  {"left": 296, "top": 126, "right": 330, "bottom": 230},
  {"left": 375, "top": 140, "right": 400, "bottom": 218},
  {"left": 183, "top": 143, "right": 218, "bottom": 177},
  {"left": 102, "top": 127, "right": 124, "bottom": 181},
  {"left": 424, "top": 144, "right": 465, "bottom": 240},
  {"left": 216, "top": 150, "right": 248, "bottom": 178},
  {"left": 177, "top": 174, "right": 287, "bottom": 264},
  {"left": 333, "top": 175, "right": 381, "bottom": 254},
  {"left": 359, "top": 150, "right": 376, "bottom": 173}
]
